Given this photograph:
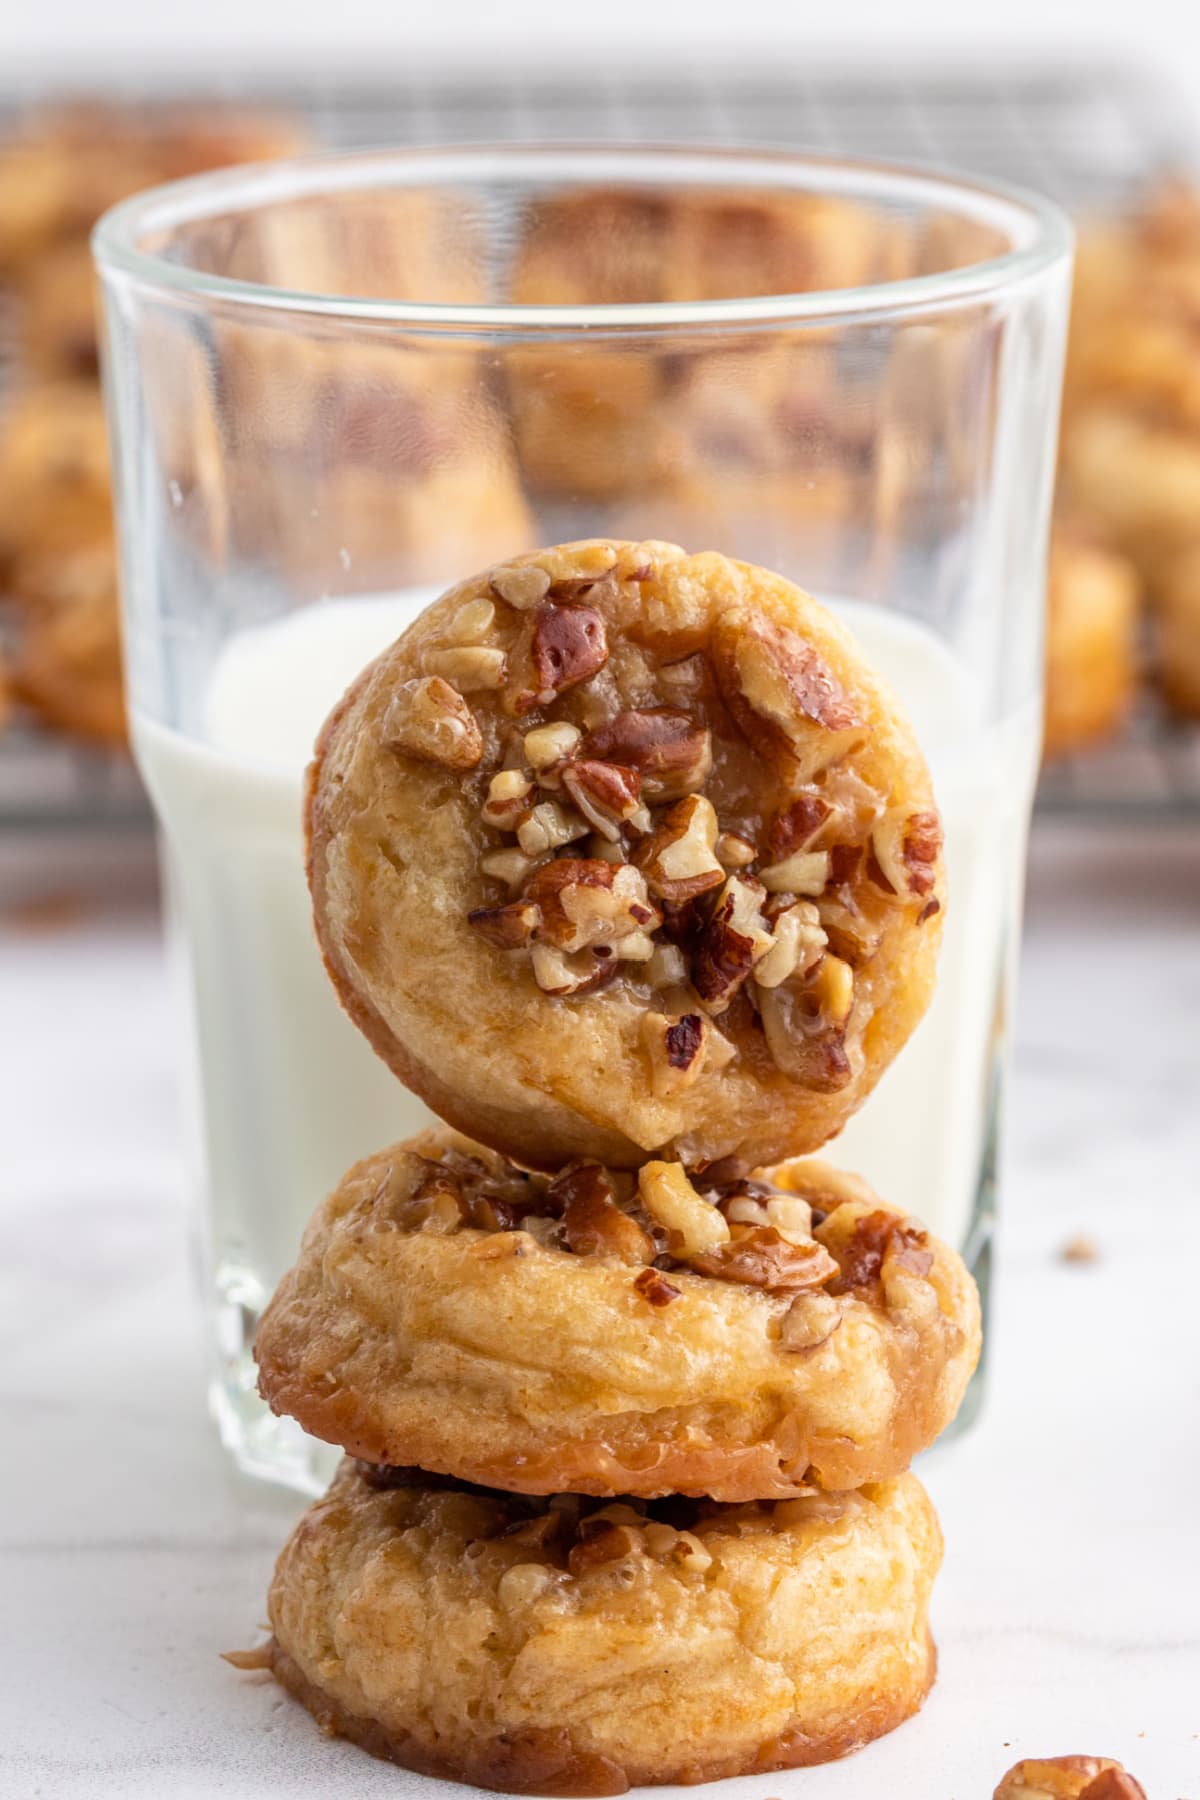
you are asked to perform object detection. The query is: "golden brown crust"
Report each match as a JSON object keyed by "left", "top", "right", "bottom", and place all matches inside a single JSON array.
[
  {"left": 255, "top": 1130, "right": 980, "bottom": 1498},
  {"left": 306, "top": 539, "right": 944, "bottom": 1172},
  {"left": 258, "top": 1461, "right": 940, "bottom": 1793}
]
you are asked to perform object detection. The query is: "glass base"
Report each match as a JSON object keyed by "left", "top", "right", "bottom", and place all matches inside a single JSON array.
[{"left": 209, "top": 1255, "right": 339, "bottom": 1497}]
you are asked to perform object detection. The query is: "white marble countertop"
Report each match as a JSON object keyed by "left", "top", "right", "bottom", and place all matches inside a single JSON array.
[{"left": 2, "top": 820, "right": 1198, "bottom": 1800}]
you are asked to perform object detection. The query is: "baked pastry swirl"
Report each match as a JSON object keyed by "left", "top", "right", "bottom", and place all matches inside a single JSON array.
[
  {"left": 255, "top": 1130, "right": 980, "bottom": 1499},
  {"left": 251, "top": 1458, "right": 940, "bottom": 1794},
  {"left": 307, "top": 538, "right": 945, "bottom": 1171}
]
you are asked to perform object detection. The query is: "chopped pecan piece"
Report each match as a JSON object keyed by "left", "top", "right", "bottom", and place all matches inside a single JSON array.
[
  {"left": 423, "top": 644, "right": 506, "bottom": 691},
  {"left": 561, "top": 759, "right": 644, "bottom": 840},
  {"left": 816, "top": 896, "right": 881, "bottom": 968},
  {"left": 529, "top": 943, "right": 617, "bottom": 996},
  {"left": 758, "top": 984, "right": 854, "bottom": 1089},
  {"left": 633, "top": 793, "right": 725, "bottom": 903},
  {"left": 690, "top": 1225, "right": 839, "bottom": 1291},
  {"left": 632, "top": 1267, "right": 682, "bottom": 1307},
  {"left": 552, "top": 1165, "right": 654, "bottom": 1264},
  {"left": 530, "top": 603, "right": 609, "bottom": 701},
  {"left": 482, "top": 769, "right": 535, "bottom": 828},
  {"left": 490, "top": 564, "right": 552, "bottom": 610},
  {"left": 994, "top": 1757, "right": 1146, "bottom": 1799},
  {"left": 768, "top": 794, "right": 832, "bottom": 860},
  {"left": 871, "top": 807, "right": 943, "bottom": 899},
  {"left": 690, "top": 875, "right": 772, "bottom": 1011},
  {"left": 640, "top": 1010, "right": 734, "bottom": 1098},
  {"left": 779, "top": 1289, "right": 842, "bottom": 1351},
  {"left": 480, "top": 847, "right": 541, "bottom": 891},
  {"left": 715, "top": 831, "right": 756, "bottom": 869},
  {"left": 524, "top": 858, "right": 659, "bottom": 953},
  {"left": 638, "top": 1162, "right": 730, "bottom": 1258},
  {"left": 567, "top": 1520, "right": 642, "bottom": 1575},
  {"left": 515, "top": 800, "right": 589, "bottom": 856},
  {"left": 713, "top": 610, "right": 864, "bottom": 779},
  {"left": 382, "top": 676, "right": 483, "bottom": 769},
  {"left": 467, "top": 900, "right": 540, "bottom": 950},
  {"left": 582, "top": 708, "right": 713, "bottom": 801},
  {"left": 753, "top": 902, "right": 827, "bottom": 990},
  {"left": 448, "top": 597, "right": 496, "bottom": 642},
  {"left": 523, "top": 720, "right": 582, "bottom": 772},
  {"left": 759, "top": 849, "right": 831, "bottom": 895},
  {"left": 826, "top": 1209, "right": 932, "bottom": 1298}
]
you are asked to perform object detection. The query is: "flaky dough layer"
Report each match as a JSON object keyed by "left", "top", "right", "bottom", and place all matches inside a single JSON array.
[
  {"left": 306, "top": 538, "right": 944, "bottom": 1171},
  {"left": 255, "top": 1131, "right": 980, "bottom": 1499},
  {"left": 258, "top": 1460, "right": 940, "bottom": 1794}
]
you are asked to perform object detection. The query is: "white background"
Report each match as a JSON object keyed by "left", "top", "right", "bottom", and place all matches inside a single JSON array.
[{"left": 1, "top": 0, "right": 1199, "bottom": 126}]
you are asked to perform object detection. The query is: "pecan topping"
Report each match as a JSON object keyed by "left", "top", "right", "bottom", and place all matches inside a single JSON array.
[
  {"left": 768, "top": 795, "right": 832, "bottom": 860},
  {"left": 552, "top": 1164, "right": 654, "bottom": 1264},
  {"left": 567, "top": 1520, "right": 642, "bottom": 1575},
  {"left": 640, "top": 1010, "right": 733, "bottom": 1098},
  {"left": 561, "top": 759, "right": 644, "bottom": 840},
  {"left": 759, "top": 849, "right": 831, "bottom": 895},
  {"left": 633, "top": 793, "right": 726, "bottom": 903},
  {"left": 632, "top": 1267, "right": 682, "bottom": 1307},
  {"left": 691, "top": 876, "right": 771, "bottom": 1011},
  {"left": 826, "top": 1210, "right": 932, "bottom": 1298},
  {"left": 524, "top": 858, "right": 659, "bottom": 953},
  {"left": 753, "top": 902, "right": 827, "bottom": 990},
  {"left": 872, "top": 807, "right": 943, "bottom": 899},
  {"left": 994, "top": 1757, "right": 1146, "bottom": 1799},
  {"left": 713, "top": 610, "right": 864, "bottom": 778},
  {"left": 467, "top": 900, "right": 540, "bottom": 950},
  {"left": 779, "top": 1289, "right": 842, "bottom": 1351},
  {"left": 514, "top": 800, "right": 589, "bottom": 856},
  {"left": 382, "top": 676, "right": 483, "bottom": 769},
  {"left": 529, "top": 943, "right": 617, "bottom": 996},
  {"left": 490, "top": 564, "right": 552, "bottom": 610},
  {"left": 638, "top": 1162, "right": 730, "bottom": 1258},
  {"left": 665, "top": 1014, "right": 704, "bottom": 1069},
  {"left": 583, "top": 709, "right": 712, "bottom": 801},
  {"left": 689, "top": 1225, "right": 839, "bottom": 1292},
  {"left": 530, "top": 603, "right": 609, "bottom": 701},
  {"left": 758, "top": 985, "right": 854, "bottom": 1090},
  {"left": 523, "top": 720, "right": 582, "bottom": 772},
  {"left": 423, "top": 644, "right": 506, "bottom": 691}
]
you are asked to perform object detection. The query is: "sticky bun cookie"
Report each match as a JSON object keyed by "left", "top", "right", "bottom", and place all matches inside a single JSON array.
[
  {"left": 246, "top": 1458, "right": 940, "bottom": 1793},
  {"left": 306, "top": 539, "right": 945, "bottom": 1170},
  {"left": 255, "top": 1130, "right": 980, "bottom": 1499}
]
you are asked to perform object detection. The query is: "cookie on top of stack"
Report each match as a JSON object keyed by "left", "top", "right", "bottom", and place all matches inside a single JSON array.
[{"left": 240, "top": 539, "right": 981, "bottom": 1792}]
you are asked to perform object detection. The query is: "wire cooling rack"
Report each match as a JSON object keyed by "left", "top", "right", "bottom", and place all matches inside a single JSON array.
[{"left": 0, "top": 62, "right": 1196, "bottom": 827}]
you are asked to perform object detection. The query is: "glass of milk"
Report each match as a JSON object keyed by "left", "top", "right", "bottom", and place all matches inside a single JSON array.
[{"left": 95, "top": 148, "right": 1071, "bottom": 1492}]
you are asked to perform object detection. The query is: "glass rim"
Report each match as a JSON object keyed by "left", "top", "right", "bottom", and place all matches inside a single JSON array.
[{"left": 93, "top": 141, "right": 1073, "bottom": 332}]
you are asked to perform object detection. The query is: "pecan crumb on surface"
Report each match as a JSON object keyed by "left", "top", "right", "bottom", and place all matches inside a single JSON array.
[
  {"left": 632, "top": 1267, "right": 682, "bottom": 1307},
  {"left": 1060, "top": 1233, "right": 1101, "bottom": 1265}
]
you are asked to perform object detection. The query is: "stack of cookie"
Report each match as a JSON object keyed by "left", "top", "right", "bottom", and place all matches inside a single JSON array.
[{"left": 245, "top": 538, "right": 982, "bottom": 1791}]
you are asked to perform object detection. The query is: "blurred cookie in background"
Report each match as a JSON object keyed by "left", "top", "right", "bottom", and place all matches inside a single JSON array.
[
  {"left": 507, "top": 185, "right": 900, "bottom": 503},
  {"left": 1154, "top": 542, "right": 1200, "bottom": 716},
  {"left": 14, "top": 239, "right": 104, "bottom": 381},
  {"left": 0, "top": 383, "right": 112, "bottom": 577},
  {"left": 10, "top": 539, "right": 126, "bottom": 746},
  {"left": 1043, "top": 525, "right": 1141, "bottom": 759}
]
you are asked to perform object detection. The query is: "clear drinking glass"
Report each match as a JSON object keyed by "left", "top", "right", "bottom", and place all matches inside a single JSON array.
[{"left": 94, "top": 147, "right": 1071, "bottom": 1492}]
